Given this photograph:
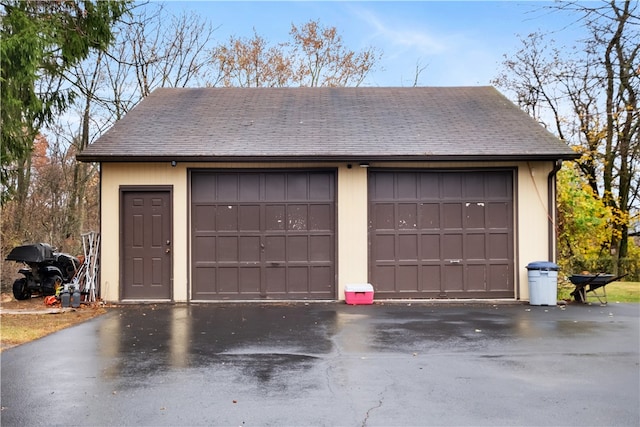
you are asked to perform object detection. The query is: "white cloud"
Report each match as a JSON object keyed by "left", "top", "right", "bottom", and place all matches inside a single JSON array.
[{"left": 348, "top": 5, "right": 448, "bottom": 58}]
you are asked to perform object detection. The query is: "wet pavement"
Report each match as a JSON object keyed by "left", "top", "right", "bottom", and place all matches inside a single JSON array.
[{"left": 1, "top": 302, "right": 639, "bottom": 426}]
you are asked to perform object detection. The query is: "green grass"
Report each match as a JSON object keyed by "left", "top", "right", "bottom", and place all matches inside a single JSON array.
[{"left": 558, "top": 281, "right": 640, "bottom": 303}]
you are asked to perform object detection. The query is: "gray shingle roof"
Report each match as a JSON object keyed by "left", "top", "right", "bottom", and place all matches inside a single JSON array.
[{"left": 77, "top": 86, "right": 577, "bottom": 162}]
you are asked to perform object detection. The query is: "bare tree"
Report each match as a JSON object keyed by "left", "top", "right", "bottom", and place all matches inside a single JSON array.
[
  {"left": 1, "top": 4, "right": 218, "bottom": 267},
  {"left": 493, "top": 0, "right": 639, "bottom": 274}
]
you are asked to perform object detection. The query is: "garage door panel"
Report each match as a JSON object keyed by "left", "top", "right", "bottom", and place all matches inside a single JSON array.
[
  {"left": 218, "top": 174, "right": 239, "bottom": 200},
  {"left": 239, "top": 205, "right": 260, "bottom": 230},
  {"left": 287, "top": 236, "right": 309, "bottom": 261},
  {"left": 443, "top": 203, "right": 463, "bottom": 229},
  {"left": 398, "top": 265, "right": 419, "bottom": 291},
  {"left": 444, "top": 265, "right": 464, "bottom": 291},
  {"left": 310, "top": 266, "right": 333, "bottom": 293},
  {"left": 265, "top": 267, "right": 286, "bottom": 292},
  {"left": 464, "top": 174, "right": 485, "bottom": 198},
  {"left": 466, "top": 234, "right": 486, "bottom": 260},
  {"left": 264, "top": 236, "right": 285, "bottom": 261},
  {"left": 373, "top": 266, "right": 396, "bottom": 292},
  {"left": 193, "top": 267, "right": 216, "bottom": 295},
  {"left": 217, "top": 205, "right": 238, "bottom": 231},
  {"left": 265, "top": 174, "right": 286, "bottom": 200},
  {"left": 420, "top": 204, "right": 440, "bottom": 229},
  {"left": 421, "top": 265, "right": 441, "bottom": 291},
  {"left": 467, "top": 265, "right": 487, "bottom": 291},
  {"left": 239, "top": 236, "right": 260, "bottom": 261},
  {"left": 192, "top": 171, "right": 335, "bottom": 300},
  {"left": 488, "top": 234, "right": 510, "bottom": 259},
  {"left": 287, "top": 174, "right": 309, "bottom": 200},
  {"left": 465, "top": 203, "right": 486, "bottom": 228},
  {"left": 488, "top": 202, "right": 510, "bottom": 228},
  {"left": 194, "top": 236, "right": 215, "bottom": 261},
  {"left": 370, "top": 170, "right": 514, "bottom": 299},
  {"left": 488, "top": 264, "right": 511, "bottom": 291},
  {"left": 398, "top": 235, "right": 418, "bottom": 260},
  {"left": 309, "top": 205, "right": 332, "bottom": 230},
  {"left": 310, "top": 235, "right": 332, "bottom": 261},
  {"left": 310, "top": 174, "right": 332, "bottom": 199},
  {"left": 192, "top": 175, "right": 216, "bottom": 202},
  {"left": 266, "top": 205, "right": 285, "bottom": 230},
  {"left": 371, "top": 173, "right": 394, "bottom": 199},
  {"left": 397, "top": 173, "right": 418, "bottom": 199},
  {"left": 421, "top": 235, "right": 440, "bottom": 260},
  {"left": 420, "top": 174, "right": 440, "bottom": 198},
  {"left": 218, "top": 267, "right": 239, "bottom": 293},
  {"left": 442, "top": 234, "right": 463, "bottom": 260},
  {"left": 288, "top": 267, "right": 309, "bottom": 292},
  {"left": 287, "top": 205, "right": 308, "bottom": 230},
  {"left": 398, "top": 204, "right": 417, "bottom": 229},
  {"left": 442, "top": 174, "right": 463, "bottom": 198},
  {"left": 193, "top": 205, "right": 216, "bottom": 231},
  {"left": 239, "top": 174, "right": 260, "bottom": 200},
  {"left": 375, "top": 234, "right": 396, "bottom": 260},
  {"left": 374, "top": 204, "right": 395, "bottom": 229},
  {"left": 239, "top": 268, "right": 260, "bottom": 293},
  {"left": 217, "top": 236, "right": 238, "bottom": 262},
  {"left": 486, "top": 174, "right": 510, "bottom": 197}
]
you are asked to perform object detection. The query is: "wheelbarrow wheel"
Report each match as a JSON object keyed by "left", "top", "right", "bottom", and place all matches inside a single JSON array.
[{"left": 12, "top": 278, "right": 31, "bottom": 300}]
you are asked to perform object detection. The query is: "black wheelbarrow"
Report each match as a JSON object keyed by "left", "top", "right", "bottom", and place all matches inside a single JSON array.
[{"left": 569, "top": 273, "right": 628, "bottom": 304}]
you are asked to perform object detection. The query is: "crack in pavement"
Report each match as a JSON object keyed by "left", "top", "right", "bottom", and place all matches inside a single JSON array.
[{"left": 361, "top": 374, "right": 392, "bottom": 427}]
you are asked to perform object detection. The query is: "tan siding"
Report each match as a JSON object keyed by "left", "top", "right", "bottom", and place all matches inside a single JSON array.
[
  {"left": 100, "top": 160, "right": 555, "bottom": 302},
  {"left": 337, "top": 166, "right": 369, "bottom": 299}
]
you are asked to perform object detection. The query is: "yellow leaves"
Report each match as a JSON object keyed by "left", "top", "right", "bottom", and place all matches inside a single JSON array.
[{"left": 557, "top": 164, "right": 612, "bottom": 268}]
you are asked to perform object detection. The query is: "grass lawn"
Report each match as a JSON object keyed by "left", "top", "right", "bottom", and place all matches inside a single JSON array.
[
  {"left": 0, "top": 297, "right": 106, "bottom": 352},
  {"left": 558, "top": 281, "right": 640, "bottom": 303}
]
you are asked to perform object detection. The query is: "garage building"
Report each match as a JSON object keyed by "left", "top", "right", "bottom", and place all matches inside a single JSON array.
[{"left": 77, "top": 87, "right": 578, "bottom": 302}]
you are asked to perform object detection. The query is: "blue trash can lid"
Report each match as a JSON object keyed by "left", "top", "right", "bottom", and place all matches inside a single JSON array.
[{"left": 526, "top": 261, "right": 559, "bottom": 271}]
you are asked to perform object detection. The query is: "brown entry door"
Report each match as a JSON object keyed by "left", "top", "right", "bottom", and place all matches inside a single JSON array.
[{"left": 121, "top": 189, "right": 172, "bottom": 300}]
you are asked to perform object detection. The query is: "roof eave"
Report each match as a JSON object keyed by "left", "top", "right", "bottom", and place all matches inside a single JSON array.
[{"left": 76, "top": 153, "right": 581, "bottom": 163}]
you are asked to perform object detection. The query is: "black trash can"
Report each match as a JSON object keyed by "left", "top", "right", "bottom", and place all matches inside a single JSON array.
[{"left": 526, "top": 261, "right": 559, "bottom": 306}]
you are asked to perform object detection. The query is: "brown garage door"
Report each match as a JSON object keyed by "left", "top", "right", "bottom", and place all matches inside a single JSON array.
[
  {"left": 369, "top": 170, "right": 514, "bottom": 299},
  {"left": 191, "top": 171, "right": 336, "bottom": 300}
]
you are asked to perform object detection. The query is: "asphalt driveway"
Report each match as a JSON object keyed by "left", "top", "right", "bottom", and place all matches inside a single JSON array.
[{"left": 1, "top": 302, "right": 639, "bottom": 426}]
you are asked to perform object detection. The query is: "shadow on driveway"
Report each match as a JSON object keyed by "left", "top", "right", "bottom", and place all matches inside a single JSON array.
[{"left": 2, "top": 302, "right": 639, "bottom": 426}]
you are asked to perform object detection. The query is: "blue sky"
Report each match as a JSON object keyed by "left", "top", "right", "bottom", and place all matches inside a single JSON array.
[{"left": 160, "top": 1, "right": 587, "bottom": 87}]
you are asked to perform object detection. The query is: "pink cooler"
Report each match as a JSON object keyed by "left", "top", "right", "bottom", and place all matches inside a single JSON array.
[{"left": 345, "top": 283, "right": 374, "bottom": 305}]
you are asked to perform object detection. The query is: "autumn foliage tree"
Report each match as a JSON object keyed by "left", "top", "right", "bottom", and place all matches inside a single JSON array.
[
  {"left": 212, "top": 29, "right": 292, "bottom": 87},
  {"left": 211, "top": 19, "right": 381, "bottom": 87},
  {"left": 1, "top": 134, "right": 99, "bottom": 287}
]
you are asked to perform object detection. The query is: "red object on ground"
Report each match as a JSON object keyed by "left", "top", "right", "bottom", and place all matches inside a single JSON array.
[{"left": 44, "top": 295, "right": 58, "bottom": 306}]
